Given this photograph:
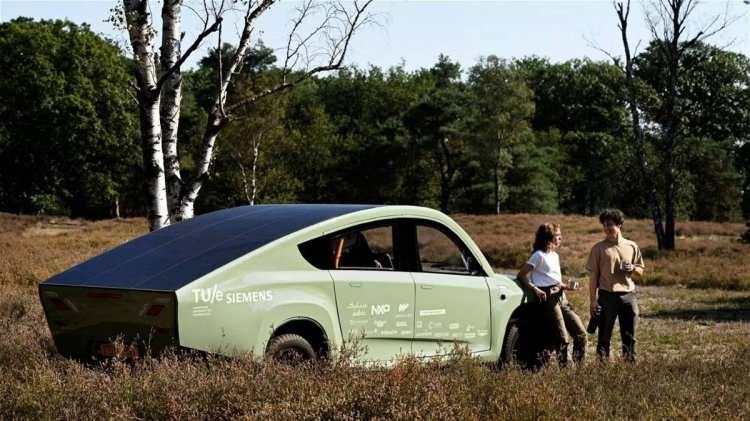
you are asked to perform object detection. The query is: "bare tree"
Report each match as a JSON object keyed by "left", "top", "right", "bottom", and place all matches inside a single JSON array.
[
  {"left": 614, "top": 0, "right": 667, "bottom": 249},
  {"left": 606, "top": 0, "right": 731, "bottom": 249},
  {"left": 121, "top": 0, "right": 374, "bottom": 230},
  {"left": 643, "top": 0, "right": 731, "bottom": 249}
]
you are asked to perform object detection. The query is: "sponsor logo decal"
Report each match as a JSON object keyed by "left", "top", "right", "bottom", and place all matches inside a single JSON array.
[
  {"left": 371, "top": 304, "right": 391, "bottom": 316},
  {"left": 192, "top": 306, "right": 211, "bottom": 317},
  {"left": 419, "top": 308, "right": 446, "bottom": 317},
  {"left": 448, "top": 323, "right": 460, "bottom": 330},
  {"left": 398, "top": 303, "right": 410, "bottom": 312},
  {"left": 192, "top": 286, "right": 273, "bottom": 305}
]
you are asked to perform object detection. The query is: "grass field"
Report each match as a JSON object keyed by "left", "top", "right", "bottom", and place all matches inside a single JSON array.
[{"left": 1, "top": 212, "right": 749, "bottom": 419}]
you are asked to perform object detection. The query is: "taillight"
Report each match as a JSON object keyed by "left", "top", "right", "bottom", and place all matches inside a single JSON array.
[
  {"left": 50, "top": 298, "right": 71, "bottom": 311},
  {"left": 145, "top": 304, "right": 164, "bottom": 316}
]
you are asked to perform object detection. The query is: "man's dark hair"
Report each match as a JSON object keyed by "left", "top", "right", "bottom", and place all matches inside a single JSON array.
[{"left": 599, "top": 209, "right": 625, "bottom": 226}]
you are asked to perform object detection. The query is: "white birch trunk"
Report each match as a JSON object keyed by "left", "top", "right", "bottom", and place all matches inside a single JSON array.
[
  {"left": 251, "top": 140, "right": 260, "bottom": 206},
  {"left": 124, "top": 0, "right": 170, "bottom": 231},
  {"left": 238, "top": 160, "right": 252, "bottom": 205},
  {"left": 177, "top": 11, "right": 259, "bottom": 219},
  {"left": 178, "top": 119, "right": 222, "bottom": 220},
  {"left": 160, "top": 0, "right": 184, "bottom": 217}
]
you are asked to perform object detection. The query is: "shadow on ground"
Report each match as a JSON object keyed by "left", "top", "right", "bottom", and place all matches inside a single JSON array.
[{"left": 645, "top": 296, "right": 750, "bottom": 323}]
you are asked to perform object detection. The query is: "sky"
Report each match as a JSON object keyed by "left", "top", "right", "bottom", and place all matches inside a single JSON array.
[{"left": 2, "top": 0, "right": 749, "bottom": 72}]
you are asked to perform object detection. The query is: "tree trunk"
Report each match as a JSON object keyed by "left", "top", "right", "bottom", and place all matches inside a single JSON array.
[
  {"left": 238, "top": 160, "right": 252, "bottom": 205},
  {"left": 124, "top": 0, "right": 170, "bottom": 231},
  {"left": 493, "top": 163, "right": 500, "bottom": 215},
  {"left": 251, "top": 140, "right": 260, "bottom": 206},
  {"left": 137, "top": 93, "right": 170, "bottom": 230},
  {"left": 616, "top": 0, "right": 666, "bottom": 249},
  {"left": 178, "top": 118, "right": 224, "bottom": 220},
  {"left": 160, "top": 0, "right": 184, "bottom": 217},
  {"left": 437, "top": 136, "right": 453, "bottom": 213},
  {"left": 662, "top": 7, "right": 681, "bottom": 251},
  {"left": 663, "top": 145, "right": 677, "bottom": 249}
]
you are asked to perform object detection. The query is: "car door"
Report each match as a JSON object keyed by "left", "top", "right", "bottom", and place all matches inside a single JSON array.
[
  {"left": 328, "top": 223, "right": 415, "bottom": 361},
  {"left": 410, "top": 222, "right": 492, "bottom": 357}
]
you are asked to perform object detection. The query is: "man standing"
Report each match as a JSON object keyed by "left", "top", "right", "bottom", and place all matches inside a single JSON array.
[{"left": 587, "top": 209, "right": 644, "bottom": 363}]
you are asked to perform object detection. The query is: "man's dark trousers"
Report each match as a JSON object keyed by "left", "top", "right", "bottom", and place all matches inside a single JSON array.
[{"left": 596, "top": 289, "right": 638, "bottom": 363}]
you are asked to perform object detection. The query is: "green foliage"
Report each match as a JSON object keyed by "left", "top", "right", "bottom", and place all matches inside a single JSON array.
[
  {"left": 0, "top": 18, "right": 140, "bottom": 218},
  {"left": 0, "top": 20, "right": 747, "bottom": 222},
  {"left": 635, "top": 41, "right": 750, "bottom": 221}
]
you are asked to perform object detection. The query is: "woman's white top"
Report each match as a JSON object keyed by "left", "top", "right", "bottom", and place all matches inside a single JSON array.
[{"left": 526, "top": 250, "right": 562, "bottom": 287}]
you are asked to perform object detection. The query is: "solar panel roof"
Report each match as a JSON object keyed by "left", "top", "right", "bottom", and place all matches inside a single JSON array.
[{"left": 42, "top": 204, "right": 379, "bottom": 291}]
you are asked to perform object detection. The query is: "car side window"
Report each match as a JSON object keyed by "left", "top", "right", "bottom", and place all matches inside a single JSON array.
[
  {"left": 298, "top": 224, "right": 396, "bottom": 271},
  {"left": 416, "top": 224, "right": 479, "bottom": 275},
  {"left": 334, "top": 225, "right": 394, "bottom": 270}
]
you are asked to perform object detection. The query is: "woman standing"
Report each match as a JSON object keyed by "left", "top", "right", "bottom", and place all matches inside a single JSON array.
[{"left": 517, "top": 223, "right": 587, "bottom": 365}]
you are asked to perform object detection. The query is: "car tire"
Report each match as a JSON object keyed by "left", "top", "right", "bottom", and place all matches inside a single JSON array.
[
  {"left": 499, "top": 318, "right": 522, "bottom": 369},
  {"left": 266, "top": 333, "right": 317, "bottom": 364}
]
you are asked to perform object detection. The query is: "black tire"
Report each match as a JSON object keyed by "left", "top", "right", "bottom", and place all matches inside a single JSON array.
[
  {"left": 499, "top": 318, "right": 522, "bottom": 369},
  {"left": 265, "top": 333, "right": 317, "bottom": 364}
]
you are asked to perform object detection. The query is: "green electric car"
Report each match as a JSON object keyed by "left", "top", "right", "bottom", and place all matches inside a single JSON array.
[{"left": 40, "top": 204, "right": 530, "bottom": 364}]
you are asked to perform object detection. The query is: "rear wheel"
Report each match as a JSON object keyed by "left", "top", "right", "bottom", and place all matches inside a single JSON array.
[{"left": 266, "top": 333, "right": 317, "bottom": 365}]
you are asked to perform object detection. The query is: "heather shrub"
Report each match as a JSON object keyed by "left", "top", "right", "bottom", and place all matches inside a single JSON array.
[{"left": 1, "top": 213, "right": 750, "bottom": 418}]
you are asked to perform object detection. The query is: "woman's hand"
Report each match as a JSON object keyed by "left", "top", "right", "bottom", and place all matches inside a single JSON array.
[
  {"left": 562, "top": 279, "right": 579, "bottom": 291},
  {"left": 534, "top": 287, "right": 547, "bottom": 302}
]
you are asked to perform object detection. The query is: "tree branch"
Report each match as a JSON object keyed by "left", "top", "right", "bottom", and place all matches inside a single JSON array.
[
  {"left": 155, "top": 16, "right": 223, "bottom": 93},
  {"left": 226, "top": 0, "right": 373, "bottom": 113}
]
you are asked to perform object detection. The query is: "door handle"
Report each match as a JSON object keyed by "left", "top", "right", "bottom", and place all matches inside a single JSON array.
[
  {"left": 420, "top": 284, "right": 433, "bottom": 290},
  {"left": 348, "top": 282, "right": 362, "bottom": 288}
]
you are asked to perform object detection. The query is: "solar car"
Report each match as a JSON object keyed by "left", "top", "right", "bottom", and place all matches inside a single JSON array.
[{"left": 39, "top": 204, "right": 528, "bottom": 364}]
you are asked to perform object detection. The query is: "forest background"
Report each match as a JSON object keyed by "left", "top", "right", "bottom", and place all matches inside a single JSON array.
[{"left": 1, "top": 17, "right": 749, "bottom": 225}]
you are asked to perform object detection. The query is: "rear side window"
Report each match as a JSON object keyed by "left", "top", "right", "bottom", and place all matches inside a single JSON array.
[{"left": 299, "top": 224, "right": 396, "bottom": 270}]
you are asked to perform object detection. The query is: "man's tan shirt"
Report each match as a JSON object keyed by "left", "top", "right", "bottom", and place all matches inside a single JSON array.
[{"left": 586, "top": 236, "right": 644, "bottom": 293}]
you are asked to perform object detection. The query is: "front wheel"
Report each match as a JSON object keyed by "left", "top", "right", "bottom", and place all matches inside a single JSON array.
[
  {"left": 499, "top": 318, "right": 522, "bottom": 369},
  {"left": 265, "top": 333, "right": 317, "bottom": 365}
]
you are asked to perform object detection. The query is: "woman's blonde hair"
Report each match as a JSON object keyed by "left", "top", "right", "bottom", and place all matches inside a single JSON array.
[{"left": 533, "top": 223, "right": 560, "bottom": 252}]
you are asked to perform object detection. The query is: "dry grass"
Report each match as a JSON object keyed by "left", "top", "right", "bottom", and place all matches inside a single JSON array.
[
  {"left": 1, "top": 212, "right": 749, "bottom": 419},
  {"left": 454, "top": 213, "right": 750, "bottom": 290},
  {"left": 1, "top": 283, "right": 749, "bottom": 419},
  {"left": 0, "top": 213, "right": 147, "bottom": 286}
]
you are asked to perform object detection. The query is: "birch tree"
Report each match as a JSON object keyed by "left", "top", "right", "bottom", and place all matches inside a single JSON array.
[{"left": 121, "top": 0, "right": 374, "bottom": 230}]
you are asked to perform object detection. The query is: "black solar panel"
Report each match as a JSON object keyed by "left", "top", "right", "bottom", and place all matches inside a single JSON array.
[{"left": 42, "top": 204, "right": 379, "bottom": 291}]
